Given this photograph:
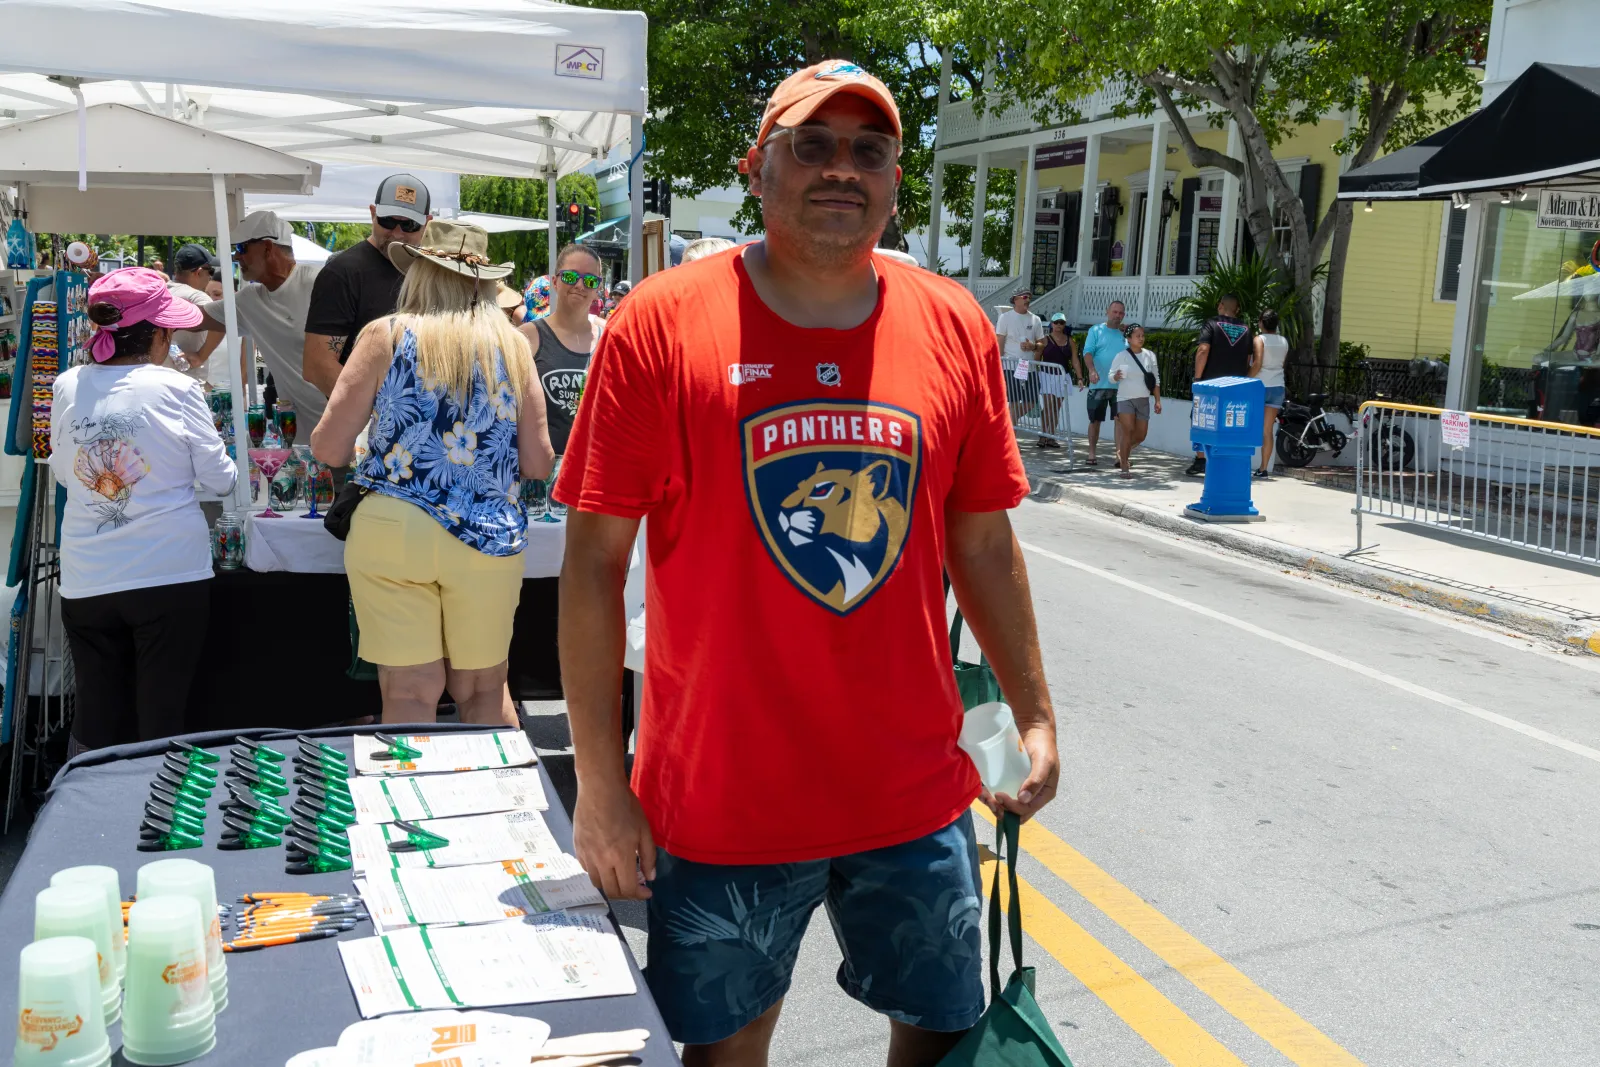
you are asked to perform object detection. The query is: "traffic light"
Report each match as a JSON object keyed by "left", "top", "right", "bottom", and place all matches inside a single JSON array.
[
  {"left": 642, "top": 178, "right": 670, "bottom": 217},
  {"left": 581, "top": 206, "right": 597, "bottom": 233},
  {"left": 564, "top": 201, "right": 582, "bottom": 231}
]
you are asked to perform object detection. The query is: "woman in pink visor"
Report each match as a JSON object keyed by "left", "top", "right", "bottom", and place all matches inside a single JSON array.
[{"left": 48, "top": 267, "right": 238, "bottom": 754}]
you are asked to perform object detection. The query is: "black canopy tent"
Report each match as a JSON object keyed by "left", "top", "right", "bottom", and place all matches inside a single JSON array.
[{"left": 1339, "top": 63, "right": 1600, "bottom": 201}]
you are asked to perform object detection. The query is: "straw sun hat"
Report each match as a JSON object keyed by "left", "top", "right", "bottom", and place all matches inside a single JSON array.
[{"left": 386, "top": 220, "right": 513, "bottom": 281}]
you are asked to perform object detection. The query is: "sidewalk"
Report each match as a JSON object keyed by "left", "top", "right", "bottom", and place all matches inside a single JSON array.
[{"left": 1018, "top": 437, "right": 1600, "bottom": 656}]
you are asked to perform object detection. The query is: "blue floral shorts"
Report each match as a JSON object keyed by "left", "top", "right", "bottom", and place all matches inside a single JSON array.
[{"left": 645, "top": 812, "right": 985, "bottom": 1045}]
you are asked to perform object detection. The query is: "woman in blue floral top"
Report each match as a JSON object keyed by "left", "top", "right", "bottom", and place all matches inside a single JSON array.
[{"left": 312, "top": 221, "right": 553, "bottom": 725}]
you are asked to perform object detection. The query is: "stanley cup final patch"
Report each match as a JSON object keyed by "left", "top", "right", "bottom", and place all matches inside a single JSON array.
[{"left": 742, "top": 400, "right": 922, "bottom": 615}]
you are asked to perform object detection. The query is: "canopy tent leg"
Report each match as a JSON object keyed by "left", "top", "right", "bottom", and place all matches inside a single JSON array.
[
  {"left": 547, "top": 170, "right": 559, "bottom": 287},
  {"left": 211, "top": 175, "right": 251, "bottom": 514},
  {"left": 629, "top": 114, "right": 644, "bottom": 286}
]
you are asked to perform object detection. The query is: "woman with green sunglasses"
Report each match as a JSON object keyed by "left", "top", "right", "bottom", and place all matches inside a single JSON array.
[{"left": 517, "top": 243, "right": 607, "bottom": 453}]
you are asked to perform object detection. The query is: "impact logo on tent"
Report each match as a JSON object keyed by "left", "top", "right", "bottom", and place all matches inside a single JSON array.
[
  {"left": 742, "top": 400, "right": 921, "bottom": 615},
  {"left": 556, "top": 45, "right": 604, "bottom": 80}
]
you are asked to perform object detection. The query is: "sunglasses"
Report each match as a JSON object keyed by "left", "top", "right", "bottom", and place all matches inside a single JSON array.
[
  {"left": 557, "top": 269, "right": 603, "bottom": 290},
  {"left": 377, "top": 216, "right": 424, "bottom": 234},
  {"left": 765, "top": 127, "right": 900, "bottom": 173},
  {"left": 231, "top": 238, "right": 267, "bottom": 257}
]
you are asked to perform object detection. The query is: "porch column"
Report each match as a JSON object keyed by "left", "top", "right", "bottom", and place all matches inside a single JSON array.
[
  {"left": 1445, "top": 198, "right": 1486, "bottom": 411},
  {"left": 1075, "top": 134, "right": 1101, "bottom": 282},
  {"left": 968, "top": 152, "right": 989, "bottom": 286},
  {"left": 1138, "top": 117, "right": 1168, "bottom": 318},
  {"left": 927, "top": 49, "right": 952, "bottom": 271},
  {"left": 1010, "top": 165, "right": 1029, "bottom": 276},
  {"left": 1218, "top": 119, "right": 1242, "bottom": 266},
  {"left": 1018, "top": 142, "right": 1040, "bottom": 292}
]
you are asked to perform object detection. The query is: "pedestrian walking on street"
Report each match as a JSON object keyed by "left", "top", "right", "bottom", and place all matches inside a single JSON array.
[
  {"left": 1110, "top": 324, "right": 1161, "bottom": 478},
  {"left": 1250, "top": 309, "right": 1288, "bottom": 478},
  {"left": 1186, "top": 293, "right": 1253, "bottom": 477},
  {"left": 517, "top": 243, "right": 606, "bottom": 455},
  {"left": 997, "top": 288, "right": 1044, "bottom": 428},
  {"left": 1036, "top": 312, "right": 1081, "bottom": 449},
  {"left": 555, "top": 59, "right": 1058, "bottom": 1067},
  {"left": 1081, "top": 300, "right": 1126, "bottom": 465}
]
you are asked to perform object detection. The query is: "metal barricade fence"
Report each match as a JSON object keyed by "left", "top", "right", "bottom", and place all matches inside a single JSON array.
[
  {"left": 1000, "top": 357, "right": 1076, "bottom": 467},
  {"left": 1355, "top": 401, "right": 1600, "bottom": 565}
]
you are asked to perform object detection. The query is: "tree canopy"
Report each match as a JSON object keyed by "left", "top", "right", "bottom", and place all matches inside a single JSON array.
[
  {"left": 458, "top": 173, "right": 599, "bottom": 285},
  {"left": 933, "top": 0, "right": 1489, "bottom": 354}
]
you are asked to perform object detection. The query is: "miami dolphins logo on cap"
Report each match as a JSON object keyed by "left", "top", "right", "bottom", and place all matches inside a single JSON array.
[
  {"left": 815, "top": 61, "right": 867, "bottom": 80},
  {"left": 743, "top": 400, "right": 921, "bottom": 615}
]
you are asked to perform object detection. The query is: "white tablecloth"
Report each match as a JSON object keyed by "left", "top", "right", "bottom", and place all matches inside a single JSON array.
[{"left": 243, "top": 508, "right": 568, "bottom": 578}]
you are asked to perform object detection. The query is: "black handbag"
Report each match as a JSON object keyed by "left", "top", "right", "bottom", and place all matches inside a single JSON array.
[
  {"left": 322, "top": 481, "right": 369, "bottom": 541},
  {"left": 1135, "top": 351, "right": 1158, "bottom": 394}
]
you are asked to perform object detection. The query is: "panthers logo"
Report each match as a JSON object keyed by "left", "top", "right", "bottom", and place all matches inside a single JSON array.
[{"left": 743, "top": 401, "right": 921, "bottom": 614}]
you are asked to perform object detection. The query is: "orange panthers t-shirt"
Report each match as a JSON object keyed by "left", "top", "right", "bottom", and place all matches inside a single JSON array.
[{"left": 555, "top": 249, "right": 1029, "bottom": 865}]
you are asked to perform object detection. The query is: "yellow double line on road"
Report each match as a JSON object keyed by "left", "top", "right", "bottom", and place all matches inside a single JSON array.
[{"left": 973, "top": 806, "right": 1364, "bottom": 1066}]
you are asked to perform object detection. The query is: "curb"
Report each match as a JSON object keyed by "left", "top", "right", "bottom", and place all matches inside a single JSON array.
[{"left": 1029, "top": 476, "right": 1600, "bottom": 658}]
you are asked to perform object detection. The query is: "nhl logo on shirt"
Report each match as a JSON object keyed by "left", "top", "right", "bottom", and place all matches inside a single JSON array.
[
  {"left": 816, "top": 363, "right": 842, "bottom": 387},
  {"left": 742, "top": 401, "right": 922, "bottom": 615}
]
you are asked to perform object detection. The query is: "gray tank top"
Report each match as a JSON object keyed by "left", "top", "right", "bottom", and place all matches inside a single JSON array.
[{"left": 532, "top": 319, "right": 590, "bottom": 454}]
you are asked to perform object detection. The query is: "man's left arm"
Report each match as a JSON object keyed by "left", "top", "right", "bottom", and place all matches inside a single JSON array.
[
  {"left": 945, "top": 508, "right": 1058, "bottom": 821},
  {"left": 302, "top": 266, "right": 355, "bottom": 398}
]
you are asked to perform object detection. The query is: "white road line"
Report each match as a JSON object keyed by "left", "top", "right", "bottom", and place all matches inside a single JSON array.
[{"left": 1020, "top": 538, "right": 1600, "bottom": 766}]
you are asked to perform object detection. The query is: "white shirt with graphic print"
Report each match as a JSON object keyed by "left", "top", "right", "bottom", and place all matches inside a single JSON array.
[{"left": 49, "top": 363, "right": 238, "bottom": 599}]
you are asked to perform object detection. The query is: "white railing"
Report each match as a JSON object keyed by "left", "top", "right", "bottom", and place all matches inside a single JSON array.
[
  {"left": 937, "top": 82, "right": 1185, "bottom": 147},
  {"left": 1071, "top": 275, "right": 1202, "bottom": 327},
  {"left": 1030, "top": 275, "right": 1079, "bottom": 320},
  {"left": 968, "top": 274, "right": 1021, "bottom": 306}
]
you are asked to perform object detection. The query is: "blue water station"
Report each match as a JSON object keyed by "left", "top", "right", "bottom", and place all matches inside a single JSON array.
[{"left": 1187, "top": 375, "right": 1266, "bottom": 522}]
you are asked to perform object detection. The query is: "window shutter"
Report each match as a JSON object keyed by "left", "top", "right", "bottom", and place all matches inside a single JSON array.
[
  {"left": 1297, "top": 164, "right": 1323, "bottom": 217},
  {"left": 1175, "top": 177, "right": 1199, "bottom": 275},
  {"left": 1439, "top": 206, "right": 1469, "bottom": 301}
]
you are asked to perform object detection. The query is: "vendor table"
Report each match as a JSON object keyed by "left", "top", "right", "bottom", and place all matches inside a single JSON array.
[
  {"left": 243, "top": 511, "right": 568, "bottom": 578},
  {"left": 0, "top": 724, "right": 679, "bottom": 1066}
]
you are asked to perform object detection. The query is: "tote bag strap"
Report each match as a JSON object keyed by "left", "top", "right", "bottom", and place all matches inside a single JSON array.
[
  {"left": 988, "top": 811, "right": 1025, "bottom": 999},
  {"left": 950, "top": 610, "right": 990, "bottom": 667}
]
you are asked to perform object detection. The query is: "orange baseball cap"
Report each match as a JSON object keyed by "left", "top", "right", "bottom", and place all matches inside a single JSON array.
[{"left": 757, "top": 60, "right": 902, "bottom": 147}]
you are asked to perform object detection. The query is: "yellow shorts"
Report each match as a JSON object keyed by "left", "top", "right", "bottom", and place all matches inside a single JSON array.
[{"left": 345, "top": 493, "right": 524, "bottom": 669}]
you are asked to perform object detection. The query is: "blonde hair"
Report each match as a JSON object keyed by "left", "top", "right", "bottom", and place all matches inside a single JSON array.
[
  {"left": 682, "top": 237, "right": 736, "bottom": 263},
  {"left": 393, "top": 257, "right": 532, "bottom": 406}
]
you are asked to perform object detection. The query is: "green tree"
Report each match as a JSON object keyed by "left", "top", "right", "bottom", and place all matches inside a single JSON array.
[
  {"left": 938, "top": 165, "right": 1017, "bottom": 275},
  {"left": 458, "top": 174, "right": 599, "bottom": 286},
  {"left": 574, "top": 0, "right": 993, "bottom": 255},
  {"left": 936, "top": 0, "right": 1488, "bottom": 359}
]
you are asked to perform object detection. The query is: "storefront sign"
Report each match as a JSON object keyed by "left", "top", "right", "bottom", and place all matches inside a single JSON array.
[
  {"left": 1036, "top": 140, "right": 1087, "bottom": 169},
  {"left": 1198, "top": 195, "right": 1223, "bottom": 213},
  {"left": 1440, "top": 409, "right": 1471, "bottom": 449},
  {"left": 1035, "top": 210, "right": 1062, "bottom": 228},
  {"left": 1537, "top": 189, "right": 1600, "bottom": 230}
]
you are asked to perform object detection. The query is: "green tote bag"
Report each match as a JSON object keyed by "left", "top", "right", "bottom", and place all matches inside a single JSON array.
[
  {"left": 939, "top": 812, "right": 1074, "bottom": 1067},
  {"left": 950, "top": 610, "right": 1003, "bottom": 711}
]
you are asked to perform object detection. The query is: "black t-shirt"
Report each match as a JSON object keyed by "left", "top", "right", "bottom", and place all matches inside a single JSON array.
[
  {"left": 1039, "top": 335, "right": 1074, "bottom": 370},
  {"left": 532, "top": 320, "right": 590, "bottom": 454},
  {"left": 303, "top": 239, "right": 404, "bottom": 363},
  {"left": 1196, "top": 315, "right": 1253, "bottom": 380}
]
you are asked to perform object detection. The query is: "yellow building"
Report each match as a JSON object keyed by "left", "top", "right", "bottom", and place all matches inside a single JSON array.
[{"left": 929, "top": 71, "right": 1464, "bottom": 362}]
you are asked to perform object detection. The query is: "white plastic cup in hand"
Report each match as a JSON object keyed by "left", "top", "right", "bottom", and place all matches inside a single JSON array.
[
  {"left": 136, "top": 858, "right": 227, "bottom": 1014},
  {"left": 958, "top": 701, "right": 1033, "bottom": 801},
  {"left": 49, "top": 866, "right": 124, "bottom": 982},
  {"left": 34, "top": 885, "right": 120, "bottom": 1025},
  {"left": 14, "top": 936, "right": 112, "bottom": 1067},
  {"left": 122, "top": 897, "right": 216, "bottom": 1066}
]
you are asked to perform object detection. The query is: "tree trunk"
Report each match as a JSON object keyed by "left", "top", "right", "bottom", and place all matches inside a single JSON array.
[{"left": 1316, "top": 200, "right": 1354, "bottom": 368}]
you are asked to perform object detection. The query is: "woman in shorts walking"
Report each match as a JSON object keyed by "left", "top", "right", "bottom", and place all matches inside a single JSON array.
[
  {"left": 1036, "top": 312, "right": 1079, "bottom": 449},
  {"left": 1250, "top": 309, "right": 1288, "bottom": 478},
  {"left": 1109, "top": 324, "right": 1161, "bottom": 478}
]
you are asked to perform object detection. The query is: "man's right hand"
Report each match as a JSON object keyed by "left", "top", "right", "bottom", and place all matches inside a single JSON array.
[
  {"left": 1088, "top": 371, "right": 1100, "bottom": 385},
  {"left": 573, "top": 777, "right": 657, "bottom": 900}
]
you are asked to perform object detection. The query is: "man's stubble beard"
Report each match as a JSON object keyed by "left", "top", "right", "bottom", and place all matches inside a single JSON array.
[{"left": 761, "top": 178, "right": 891, "bottom": 271}]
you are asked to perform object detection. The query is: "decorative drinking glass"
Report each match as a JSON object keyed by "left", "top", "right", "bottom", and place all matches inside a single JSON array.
[
  {"left": 247, "top": 448, "right": 290, "bottom": 518},
  {"left": 520, "top": 476, "right": 548, "bottom": 522},
  {"left": 545, "top": 456, "right": 566, "bottom": 522},
  {"left": 247, "top": 405, "right": 267, "bottom": 449},
  {"left": 275, "top": 403, "right": 297, "bottom": 448},
  {"left": 294, "top": 445, "right": 323, "bottom": 519}
]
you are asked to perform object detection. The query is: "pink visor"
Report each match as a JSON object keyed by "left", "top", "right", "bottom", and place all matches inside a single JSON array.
[{"left": 87, "top": 266, "right": 205, "bottom": 363}]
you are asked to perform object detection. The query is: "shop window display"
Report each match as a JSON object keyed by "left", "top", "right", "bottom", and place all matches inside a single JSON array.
[{"left": 1467, "top": 199, "right": 1600, "bottom": 425}]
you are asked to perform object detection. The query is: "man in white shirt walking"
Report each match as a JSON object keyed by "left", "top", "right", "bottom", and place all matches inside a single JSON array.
[
  {"left": 996, "top": 289, "right": 1044, "bottom": 431},
  {"left": 197, "top": 210, "right": 325, "bottom": 436}
]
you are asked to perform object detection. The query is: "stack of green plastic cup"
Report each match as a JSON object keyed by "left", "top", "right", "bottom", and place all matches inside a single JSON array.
[
  {"left": 134, "top": 859, "right": 227, "bottom": 1015},
  {"left": 33, "top": 885, "right": 120, "bottom": 1025},
  {"left": 122, "top": 897, "right": 216, "bottom": 1066},
  {"left": 13, "top": 936, "right": 112, "bottom": 1067},
  {"left": 48, "top": 867, "right": 125, "bottom": 984}
]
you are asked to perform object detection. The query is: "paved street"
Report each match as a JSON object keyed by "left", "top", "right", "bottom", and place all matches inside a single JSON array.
[{"left": 593, "top": 495, "right": 1600, "bottom": 1067}]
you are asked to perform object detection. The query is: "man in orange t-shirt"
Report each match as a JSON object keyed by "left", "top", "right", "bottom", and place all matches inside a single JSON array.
[{"left": 555, "top": 60, "right": 1058, "bottom": 1065}]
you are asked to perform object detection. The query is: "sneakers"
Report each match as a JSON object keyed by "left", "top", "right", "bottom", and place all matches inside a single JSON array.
[
  {"left": 1037, "top": 436, "right": 1060, "bottom": 450},
  {"left": 1253, "top": 468, "right": 1270, "bottom": 479},
  {"left": 1185, "top": 458, "right": 1206, "bottom": 478}
]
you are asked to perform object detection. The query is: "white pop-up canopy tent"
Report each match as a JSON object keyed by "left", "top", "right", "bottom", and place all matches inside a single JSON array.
[
  {"left": 0, "top": 0, "right": 648, "bottom": 277},
  {"left": 0, "top": 103, "right": 322, "bottom": 512},
  {"left": 246, "top": 163, "right": 548, "bottom": 236}
]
